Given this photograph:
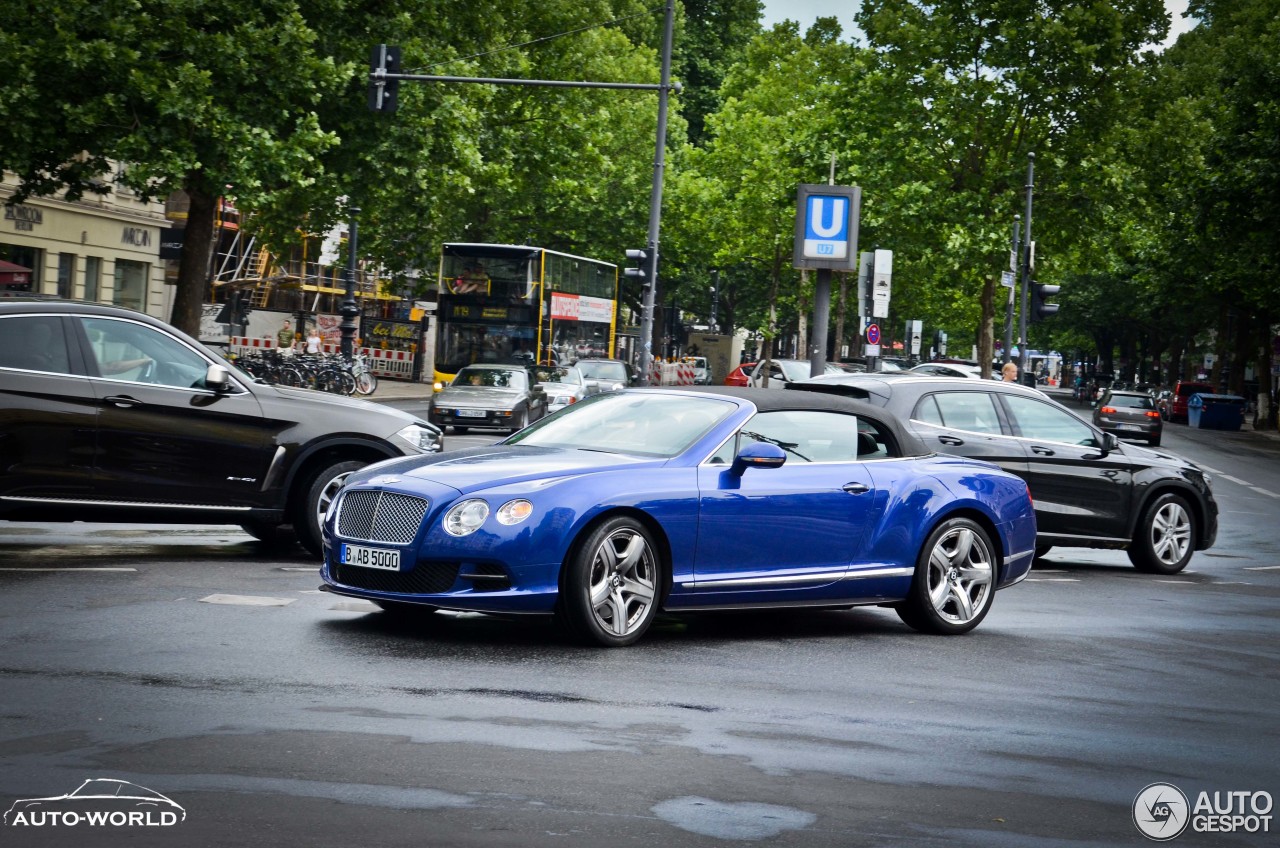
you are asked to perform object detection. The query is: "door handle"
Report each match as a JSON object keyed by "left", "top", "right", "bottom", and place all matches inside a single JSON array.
[
  {"left": 937, "top": 435, "right": 964, "bottom": 446},
  {"left": 842, "top": 482, "right": 870, "bottom": 495},
  {"left": 1030, "top": 446, "right": 1055, "bottom": 456},
  {"left": 103, "top": 395, "right": 142, "bottom": 408}
]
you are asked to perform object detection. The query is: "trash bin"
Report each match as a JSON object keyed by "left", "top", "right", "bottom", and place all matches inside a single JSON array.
[
  {"left": 1187, "top": 394, "right": 1204, "bottom": 428},
  {"left": 1193, "top": 394, "right": 1246, "bottom": 431}
]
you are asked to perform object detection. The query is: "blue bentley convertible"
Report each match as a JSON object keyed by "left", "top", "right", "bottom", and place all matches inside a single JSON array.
[{"left": 321, "top": 387, "right": 1036, "bottom": 646}]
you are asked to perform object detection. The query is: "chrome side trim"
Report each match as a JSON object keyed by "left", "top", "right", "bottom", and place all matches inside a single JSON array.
[
  {"left": 0, "top": 496, "right": 250, "bottom": 511},
  {"left": 681, "top": 565, "right": 912, "bottom": 589}
]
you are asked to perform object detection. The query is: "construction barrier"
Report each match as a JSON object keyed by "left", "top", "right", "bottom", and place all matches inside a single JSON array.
[{"left": 649, "top": 361, "right": 697, "bottom": 386}]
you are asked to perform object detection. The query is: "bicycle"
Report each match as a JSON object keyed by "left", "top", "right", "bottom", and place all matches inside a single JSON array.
[{"left": 350, "top": 353, "right": 378, "bottom": 396}]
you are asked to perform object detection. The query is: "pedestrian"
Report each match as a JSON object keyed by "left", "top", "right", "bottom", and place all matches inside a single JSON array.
[
  {"left": 305, "top": 327, "right": 322, "bottom": 355},
  {"left": 277, "top": 320, "right": 295, "bottom": 351},
  {"left": 1002, "top": 362, "right": 1018, "bottom": 382}
]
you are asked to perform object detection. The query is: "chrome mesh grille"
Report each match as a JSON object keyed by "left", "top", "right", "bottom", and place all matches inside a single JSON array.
[{"left": 337, "top": 491, "right": 429, "bottom": 545}]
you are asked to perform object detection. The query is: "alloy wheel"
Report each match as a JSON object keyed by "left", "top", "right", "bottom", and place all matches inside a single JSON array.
[
  {"left": 1148, "top": 499, "right": 1192, "bottom": 567},
  {"left": 925, "top": 526, "right": 993, "bottom": 624},
  {"left": 586, "top": 528, "right": 657, "bottom": 638}
]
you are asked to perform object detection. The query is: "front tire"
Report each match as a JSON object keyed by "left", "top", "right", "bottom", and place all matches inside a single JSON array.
[
  {"left": 294, "top": 459, "right": 365, "bottom": 557},
  {"left": 558, "top": 516, "right": 662, "bottom": 647},
  {"left": 1148, "top": 435, "right": 1161, "bottom": 447},
  {"left": 1127, "top": 493, "right": 1194, "bottom": 574},
  {"left": 896, "top": 517, "right": 996, "bottom": 635}
]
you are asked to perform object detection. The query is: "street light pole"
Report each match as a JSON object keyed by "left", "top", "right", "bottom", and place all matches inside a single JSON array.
[
  {"left": 1017, "top": 153, "right": 1034, "bottom": 376},
  {"left": 1003, "top": 214, "right": 1021, "bottom": 365},
  {"left": 340, "top": 208, "right": 360, "bottom": 361},
  {"left": 636, "top": 0, "right": 675, "bottom": 386}
]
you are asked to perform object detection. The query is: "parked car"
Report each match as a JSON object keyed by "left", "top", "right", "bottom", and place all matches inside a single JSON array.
[
  {"left": 724, "top": 361, "right": 756, "bottom": 387},
  {"left": 321, "top": 387, "right": 1037, "bottom": 645},
  {"left": 428, "top": 363, "right": 547, "bottom": 434},
  {"left": 683, "top": 356, "right": 713, "bottom": 385},
  {"left": 0, "top": 299, "right": 442, "bottom": 555},
  {"left": 1168, "top": 380, "right": 1215, "bottom": 423},
  {"left": 910, "top": 362, "right": 986, "bottom": 379},
  {"left": 1093, "top": 389, "right": 1164, "bottom": 446},
  {"left": 748, "top": 358, "right": 845, "bottom": 387},
  {"left": 788, "top": 373, "right": 1218, "bottom": 574},
  {"left": 575, "top": 358, "right": 638, "bottom": 396},
  {"left": 530, "top": 364, "right": 587, "bottom": 413}
]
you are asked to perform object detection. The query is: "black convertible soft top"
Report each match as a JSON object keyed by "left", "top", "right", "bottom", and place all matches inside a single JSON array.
[{"left": 648, "top": 385, "right": 929, "bottom": 458}]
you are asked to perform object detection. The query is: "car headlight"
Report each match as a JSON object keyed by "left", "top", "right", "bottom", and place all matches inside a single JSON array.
[
  {"left": 496, "top": 499, "right": 533, "bottom": 526},
  {"left": 443, "top": 499, "right": 489, "bottom": 536},
  {"left": 395, "top": 423, "right": 439, "bottom": 452}
]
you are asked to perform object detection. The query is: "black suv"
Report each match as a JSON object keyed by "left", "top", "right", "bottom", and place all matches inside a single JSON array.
[
  {"left": 0, "top": 299, "right": 442, "bottom": 554},
  {"left": 788, "top": 373, "right": 1218, "bottom": 574}
]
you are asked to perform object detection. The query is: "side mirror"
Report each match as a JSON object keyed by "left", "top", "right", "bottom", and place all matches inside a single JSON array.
[
  {"left": 731, "top": 441, "right": 787, "bottom": 476},
  {"left": 205, "top": 363, "right": 231, "bottom": 392},
  {"left": 1101, "top": 432, "right": 1120, "bottom": 454}
]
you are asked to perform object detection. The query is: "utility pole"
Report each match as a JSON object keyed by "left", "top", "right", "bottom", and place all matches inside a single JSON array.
[
  {"left": 340, "top": 208, "right": 360, "bottom": 361},
  {"left": 1003, "top": 214, "right": 1021, "bottom": 365},
  {"left": 1017, "top": 153, "right": 1035, "bottom": 376}
]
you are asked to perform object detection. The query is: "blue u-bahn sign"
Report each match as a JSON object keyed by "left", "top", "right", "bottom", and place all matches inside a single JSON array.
[{"left": 793, "top": 184, "right": 861, "bottom": 271}]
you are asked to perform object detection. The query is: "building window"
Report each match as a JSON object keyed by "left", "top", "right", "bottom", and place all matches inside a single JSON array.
[
  {"left": 57, "top": 253, "right": 76, "bottom": 299},
  {"left": 113, "top": 259, "right": 148, "bottom": 311},
  {"left": 84, "top": 256, "right": 101, "bottom": 302},
  {"left": 0, "top": 243, "right": 42, "bottom": 292}
]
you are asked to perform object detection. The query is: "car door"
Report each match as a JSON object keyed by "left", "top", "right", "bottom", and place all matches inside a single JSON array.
[
  {"left": 0, "top": 314, "right": 98, "bottom": 502},
  {"left": 999, "top": 393, "right": 1133, "bottom": 542},
  {"left": 907, "top": 389, "right": 1030, "bottom": 478},
  {"left": 77, "top": 315, "right": 276, "bottom": 507},
  {"left": 693, "top": 409, "right": 876, "bottom": 596}
]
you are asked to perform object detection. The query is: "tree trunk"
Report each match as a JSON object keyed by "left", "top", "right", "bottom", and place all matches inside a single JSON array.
[
  {"left": 170, "top": 184, "right": 217, "bottom": 337},
  {"left": 978, "top": 275, "right": 995, "bottom": 378},
  {"left": 835, "top": 271, "right": 847, "bottom": 361}
]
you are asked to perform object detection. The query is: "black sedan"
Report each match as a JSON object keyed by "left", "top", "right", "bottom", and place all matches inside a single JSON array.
[
  {"left": 428, "top": 364, "right": 547, "bottom": 433},
  {"left": 788, "top": 373, "right": 1218, "bottom": 574}
]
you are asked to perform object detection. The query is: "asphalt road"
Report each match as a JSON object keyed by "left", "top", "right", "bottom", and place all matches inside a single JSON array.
[{"left": 0, "top": 411, "right": 1277, "bottom": 847}]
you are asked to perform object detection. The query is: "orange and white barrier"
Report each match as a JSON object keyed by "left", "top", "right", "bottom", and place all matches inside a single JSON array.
[
  {"left": 648, "top": 361, "right": 697, "bottom": 386},
  {"left": 228, "top": 337, "right": 416, "bottom": 380}
]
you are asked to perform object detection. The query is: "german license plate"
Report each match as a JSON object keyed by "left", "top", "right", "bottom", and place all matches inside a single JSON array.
[
  {"left": 457, "top": 409, "right": 485, "bottom": 418},
  {"left": 1117, "top": 424, "right": 1141, "bottom": 432},
  {"left": 341, "top": 544, "right": 400, "bottom": 571}
]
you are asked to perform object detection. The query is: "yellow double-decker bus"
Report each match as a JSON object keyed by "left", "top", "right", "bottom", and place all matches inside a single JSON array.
[{"left": 431, "top": 243, "right": 619, "bottom": 385}]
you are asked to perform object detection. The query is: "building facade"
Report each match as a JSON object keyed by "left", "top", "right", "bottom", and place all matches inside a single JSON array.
[{"left": 1, "top": 171, "right": 169, "bottom": 319}]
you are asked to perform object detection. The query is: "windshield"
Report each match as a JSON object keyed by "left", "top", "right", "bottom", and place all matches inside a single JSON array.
[
  {"left": 531, "top": 365, "right": 582, "bottom": 386},
  {"left": 454, "top": 367, "right": 527, "bottom": 390},
  {"left": 576, "top": 360, "right": 628, "bottom": 381},
  {"left": 508, "top": 392, "right": 736, "bottom": 458}
]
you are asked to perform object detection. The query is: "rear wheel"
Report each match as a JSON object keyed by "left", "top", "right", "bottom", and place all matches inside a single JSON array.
[
  {"left": 558, "top": 516, "right": 661, "bottom": 647},
  {"left": 896, "top": 517, "right": 995, "bottom": 635},
  {"left": 1148, "top": 434, "right": 1161, "bottom": 447},
  {"left": 294, "top": 459, "right": 364, "bottom": 557},
  {"left": 1128, "top": 493, "right": 1194, "bottom": 574}
]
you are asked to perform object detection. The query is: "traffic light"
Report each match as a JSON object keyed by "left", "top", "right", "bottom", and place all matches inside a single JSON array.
[
  {"left": 1030, "top": 281, "right": 1060, "bottom": 322},
  {"left": 367, "top": 44, "right": 401, "bottom": 113},
  {"left": 624, "top": 249, "right": 649, "bottom": 288}
]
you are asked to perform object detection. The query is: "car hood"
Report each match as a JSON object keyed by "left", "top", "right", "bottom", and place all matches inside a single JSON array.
[
  {"left": 346, "top": 445, "right": 659, "bottom": 494},
  {"left": 435, "top": 386, "right": 525, "bottom": 405},
  {"left": 253, "top": 383, "right": 428, "bottom": 432}
]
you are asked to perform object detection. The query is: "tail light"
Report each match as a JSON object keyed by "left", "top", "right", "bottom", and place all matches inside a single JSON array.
[
  {"left": 1144, "top": 410, "right": 1160, "bottom": 418},
  {"left": 1100, "top": 406, "right": 1116, "bottom": 414}
]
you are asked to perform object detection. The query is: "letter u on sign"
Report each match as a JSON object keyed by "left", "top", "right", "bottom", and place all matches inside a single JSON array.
[{"left": 806, "top": 196, "right": 847, "bottom": 240}]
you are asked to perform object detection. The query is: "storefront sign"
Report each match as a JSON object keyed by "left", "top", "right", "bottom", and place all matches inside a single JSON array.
[
  {"left": 159, "top": 227, "right": 184, "bottom": 260},
  {"left": 4, "top": 205, "right": 43, "bottom": 231},
  {"left": 121, "top": 227, "right": 152, "bottom": 247}
]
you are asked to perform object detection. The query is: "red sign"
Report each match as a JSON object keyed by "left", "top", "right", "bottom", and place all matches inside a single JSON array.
[{"left": 866, "top": 324, "right": 881, "bottom": 345}]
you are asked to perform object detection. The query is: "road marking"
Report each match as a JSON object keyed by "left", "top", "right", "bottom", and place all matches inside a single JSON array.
[
  {"left": 1198, "top": 464, "right": 1223, "bottom": 473},
  {"left": 278, "top": 567, "right": 320, "bottom": 572},
  {"left": 330, "top": 602, "right": 379, "bottom": 612},
  {"left": 0, "top": 567, "right": 137, "bottom": 572},
  {"left": 1155, "top": 580, "right": 1196, "bottom": 584},
  {"left": 1032, "top": 569, "right": 1066, "bottom": 573},
  {"left": 1218, "top": 474, "right": 1250, "bottom": 486},
  {"left": 1244, "top": 565, "right": 1280, "bottom": 572},
  {"left": 1249, "top": 486, "right": 1280, "bottom": 498},
  {"left": 199, "top": 594, "right": 295, "bottom": 607},
  {"left": 1024, "top": 578, "right": 1080, "bottom": 582}
]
